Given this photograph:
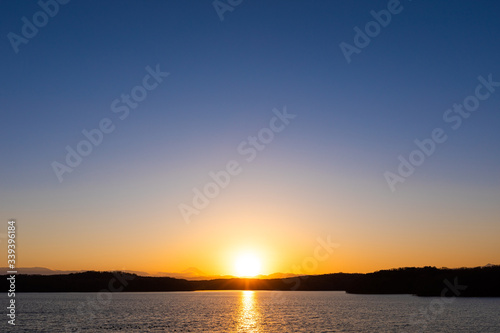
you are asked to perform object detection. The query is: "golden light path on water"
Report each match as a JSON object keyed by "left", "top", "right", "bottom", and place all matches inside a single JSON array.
[{"left": 237, "top": 291, "right": 260, "bottom": 332}]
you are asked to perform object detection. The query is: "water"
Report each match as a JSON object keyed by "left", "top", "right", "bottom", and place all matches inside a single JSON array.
[{"left": 5, "top": 291, "right": 500, "bottom": 332}]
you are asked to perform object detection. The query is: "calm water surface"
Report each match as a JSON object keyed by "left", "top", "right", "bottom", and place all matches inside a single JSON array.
[{"left": 7, "top": 291, "right": 500, "bottom": 332}]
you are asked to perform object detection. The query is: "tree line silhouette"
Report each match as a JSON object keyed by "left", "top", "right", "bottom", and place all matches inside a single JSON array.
[{"left": 3, "top": 266, "right": 500, "bottom": 296}]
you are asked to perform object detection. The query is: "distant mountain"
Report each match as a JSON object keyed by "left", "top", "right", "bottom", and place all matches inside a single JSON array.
[
  {"left": 153, "top": 267, "right": 237, "bottom": 280},
  {"left": 256, "top": 272, "right": 299, "bottom": 279},
  {"left": 0, "top": 267, "right": 152, "bottom": 277},
  {"left": 0, "top": 267, "right": 82, "bottom": 275},
  {"left": 0, "top": 266, "right": 237, "bottom": 280},
  {"left": 1, "top": 266, "right": 298, "bottom": 281}
]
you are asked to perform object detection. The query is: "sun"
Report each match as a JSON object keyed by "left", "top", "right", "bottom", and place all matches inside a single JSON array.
[{"left": 235, "top": 253, "right": 262, "bottom": 277}]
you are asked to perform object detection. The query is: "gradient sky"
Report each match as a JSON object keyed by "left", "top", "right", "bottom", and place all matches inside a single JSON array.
[{"left": 1, "top": 0, "right": 499, "bottom": 276}]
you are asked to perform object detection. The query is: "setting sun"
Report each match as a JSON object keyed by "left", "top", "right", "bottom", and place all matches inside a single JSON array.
[{"left": 235, "top": 253, "right": 262, "bottom": 277}]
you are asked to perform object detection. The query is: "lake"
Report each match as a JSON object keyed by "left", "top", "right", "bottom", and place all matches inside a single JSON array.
[{"left": 7, "top": 291, "right": 500, "bottom": 332}]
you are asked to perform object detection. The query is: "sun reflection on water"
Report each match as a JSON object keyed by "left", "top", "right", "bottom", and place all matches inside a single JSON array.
[{"left": 237, "top": 290, "right": 260, "bottom": 332}]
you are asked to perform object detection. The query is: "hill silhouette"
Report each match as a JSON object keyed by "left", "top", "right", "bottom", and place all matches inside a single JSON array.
[{"left": 3, "top": 266, "right": 500, "bottom": 296}]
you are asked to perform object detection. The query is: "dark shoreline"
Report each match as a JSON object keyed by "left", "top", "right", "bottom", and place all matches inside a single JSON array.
[{"left": 4, "top": 266, "right": 500, "bottom": 297}]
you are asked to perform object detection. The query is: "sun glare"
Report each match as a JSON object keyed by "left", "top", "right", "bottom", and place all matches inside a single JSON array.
[{"left": 235, "top": 253, "right": 262, "bottom": 277}]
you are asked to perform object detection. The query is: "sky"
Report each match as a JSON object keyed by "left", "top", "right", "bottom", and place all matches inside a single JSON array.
[{"left": 1, "top": 0, "right": 499, "bottom": 277}]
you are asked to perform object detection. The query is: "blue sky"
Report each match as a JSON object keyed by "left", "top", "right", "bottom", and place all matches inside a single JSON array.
[{"left": 1, "top": 0, "right": 499, "bottom": 274}]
